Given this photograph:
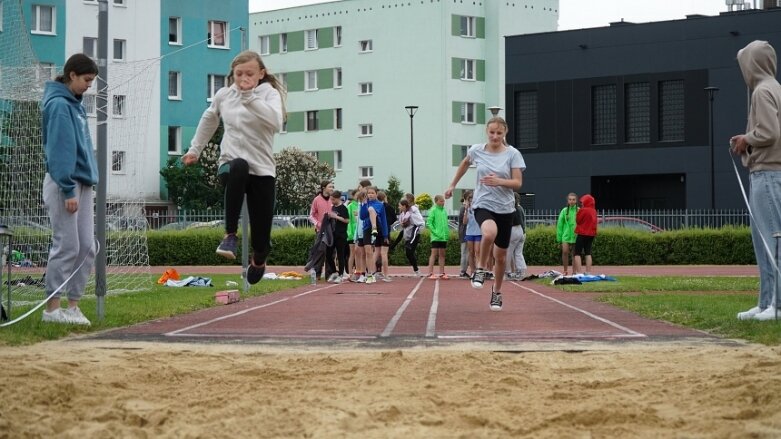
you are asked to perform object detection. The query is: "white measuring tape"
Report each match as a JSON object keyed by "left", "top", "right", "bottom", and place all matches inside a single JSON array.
[{"left": 0, "top": 239, "right": 99, "bottom": 328}]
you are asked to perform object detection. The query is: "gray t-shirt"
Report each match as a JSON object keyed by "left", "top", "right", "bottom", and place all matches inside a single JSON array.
[{"left": 467, "top": 143, "right": 526, "bottom": 214}]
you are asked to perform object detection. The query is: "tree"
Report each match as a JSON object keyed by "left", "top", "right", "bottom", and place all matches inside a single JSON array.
[
  {"left": 0, "top": 100, "right": 45, "bottom": 214},
  {"left": 159, "top": 124, "right": 223, "bottom": 210},
  {"left": 384, "top": 175, "right": 404, "bottom": 210},
  {"left": 274, "top": 146, "right": 335, "bottom": 211}
]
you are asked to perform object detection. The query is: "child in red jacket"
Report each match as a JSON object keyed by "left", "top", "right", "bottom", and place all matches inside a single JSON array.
[{"left": 573, "top": 194, "right": 597, "bottom": 275}]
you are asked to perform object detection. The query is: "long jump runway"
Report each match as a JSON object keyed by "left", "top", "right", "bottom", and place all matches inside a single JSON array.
[{"left": 99, "top": 276, "right": 719, "bottom": 348}]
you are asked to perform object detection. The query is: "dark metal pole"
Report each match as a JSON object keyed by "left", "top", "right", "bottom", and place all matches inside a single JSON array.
[
  {"left": 705, "top": 87, "right": 719, "bottom": 210},
  {"left": 405, "top": 106, "right": 418, "bottom": 194},
  {"left": 96, "top": 0, "right": 108, "bottom": 320}
]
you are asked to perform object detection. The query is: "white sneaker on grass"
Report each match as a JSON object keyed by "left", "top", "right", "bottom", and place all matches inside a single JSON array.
[
  {"left": 62, "top": 306, "right": 91, "bottom": 326},
  {"left": 737, "top": 306, "right": 763, "bottom": 320},
  {"left": 42, "top": 308, "right": 68, "bottom": 324},
  {"left": 753, "top": 306, "right": 780, "bottom": 321}
]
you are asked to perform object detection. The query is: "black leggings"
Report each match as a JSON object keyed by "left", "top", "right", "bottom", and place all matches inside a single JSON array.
[
  {"left": 404, "top": 226, "right": 421, "bottom": 271},
  {"left": 219, "top": 158, "right": 275, "bottom": 265}
]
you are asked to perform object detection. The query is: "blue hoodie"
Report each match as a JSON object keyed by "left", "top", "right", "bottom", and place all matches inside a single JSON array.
[{"left": 42, "top": 80, "right": 98, "bottom": 199}]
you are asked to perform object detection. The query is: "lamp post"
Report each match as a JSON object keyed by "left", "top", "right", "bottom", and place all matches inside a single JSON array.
[
  {"left": 704, "top": 86, "right": 719, "bottom": 209},
  {"left": 404, "top": 106, "right": 418, "bottom": 194},
  {"left": 488, "top": 106, "right": 503, "bottom": 117}
]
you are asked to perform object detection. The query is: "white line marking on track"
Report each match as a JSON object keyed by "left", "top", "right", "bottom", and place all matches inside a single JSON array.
[
  {"left": 380, "top": 277, "right": 425, "bottom": 338},
  {"left": 164, "top": 284, "right": 337, "bottom": 337},
  {"left": 425, "top": 280, "right": 439, "bottom": 338},
  {"left": 515, "top": 283, "right": 647, "bottom": 338}
]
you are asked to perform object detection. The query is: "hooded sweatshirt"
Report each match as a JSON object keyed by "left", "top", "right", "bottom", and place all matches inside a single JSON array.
[
  {"left": 426, "top": 204, "right": 450, "bottom": 242},
  {"left": 575, "top": 194, "right": 597, "bottom": 237},
  {"left": 556, "top": 204, "right": 577, "bottom": 244},
  {"left": 737, "top": 40, "right": 781, "bottom": 172},
  {"left": 42, "top": 81, "right": 99, "bottom": 199}
]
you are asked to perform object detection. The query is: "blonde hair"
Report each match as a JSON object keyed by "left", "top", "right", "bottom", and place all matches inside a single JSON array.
[
  {"left": 227, "top": 50, "right": 287, "bottom": 120},
  {"left": 434, "top": 194, "right": 445, "bottom": 203},
  {"left": 487, "top": 116, "right": 509, "bottom": 145}
]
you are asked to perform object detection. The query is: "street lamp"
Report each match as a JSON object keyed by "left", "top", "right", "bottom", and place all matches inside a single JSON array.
[
  {"left": 488, "top": 106, "right": 503, "bottom": 117},
  {"left": 404, "top": 105, "right": 418, "bottom": 194},
  {"left": 704, "top": 86, "right": 719, "bottom": 209}
]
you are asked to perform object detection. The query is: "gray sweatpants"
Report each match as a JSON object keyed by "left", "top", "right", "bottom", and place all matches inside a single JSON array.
[{"left": 43, "top": 174, "right": 95, "bottom": 301}]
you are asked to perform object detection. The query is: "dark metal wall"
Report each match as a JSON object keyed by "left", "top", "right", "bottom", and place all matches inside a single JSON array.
[{"left": 505, "top": 9, "right": 781, "bottom": 210}]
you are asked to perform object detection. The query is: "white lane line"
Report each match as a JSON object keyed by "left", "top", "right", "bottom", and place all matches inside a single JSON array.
[
  {"left": 380, "top": 277, "right": 425, "bottom": 338},
  {"left": 425, "top": 280, "right": 440, "bottom": 338},
  {"left": 515, "top": 283, "right": 647, "bottom": 338},
  {"left": 164, "top": 284, "right": 336, "bottom": 337},
  {"left": 167, "top": 333, "right": 377, "bottom": 339}
]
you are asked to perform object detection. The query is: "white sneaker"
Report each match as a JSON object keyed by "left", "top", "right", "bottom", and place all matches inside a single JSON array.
[
  {"left": 42, "top": 308, "right": 68, "bottom": 324},
  {"left": 413, "top": 270, "right": 422, "bottom": 277},
  {"left": 753, "top": 306, "right": 781, "bottom": 321},
  {"left": 327, "top": 273, "right": 340, "bottom": 283},
  {"left": 356, "top": 275, "right": 366, "bottom": 283},
  {"left": 62, "top": 306, "right": 91, "bottom": 326},
  {"left": 737, "top": 306, "right": 763, "bottom": 320}
]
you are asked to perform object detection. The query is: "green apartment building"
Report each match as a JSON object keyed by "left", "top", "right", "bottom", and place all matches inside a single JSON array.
[{"left": 251, "top": 0, "right": 558, "bottom": 209}]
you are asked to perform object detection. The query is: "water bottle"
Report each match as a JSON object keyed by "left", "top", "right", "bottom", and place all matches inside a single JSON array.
[{"left": 310, "top": 269, "right": 317, "bottom": 285}]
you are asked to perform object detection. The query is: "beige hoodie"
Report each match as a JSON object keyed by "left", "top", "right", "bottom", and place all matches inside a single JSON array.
[{"left": 737, "top": 40, "right": 781, "bottom": 172}]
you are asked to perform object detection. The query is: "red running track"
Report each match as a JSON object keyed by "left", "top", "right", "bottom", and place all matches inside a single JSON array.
[{"left": 104, "top": 272, "right": 727, "bottom": 346}]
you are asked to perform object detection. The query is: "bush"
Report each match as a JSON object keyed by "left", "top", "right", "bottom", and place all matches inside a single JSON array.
[{"left": 146, "top": 226, "right": 756, "bottom": 266}]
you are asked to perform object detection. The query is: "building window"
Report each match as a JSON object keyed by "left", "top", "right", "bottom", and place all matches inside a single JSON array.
[
  {"left": 659, "top": 79, "right": 685, "bottom": 142},
  {"left": 452, "top": 144, "right": 470, "bottom": 166},
  {"left": 207, "top": 74, "right": 225, "bottom": 100},
  {"left": 460, "top": 102, "right": 476, "bottom": 124},
  {"left": 280, "top": 33, "right": 287, "bottom": 53},
  {"left": 461, "top": 59, "right": 476, "bottom": 80},
  {"left": 334, "top": 26, "right": 342, "bottom": 46},
  {"left": 83, "top": 94, "right": 96, "bottom": 116},
  {"left": 359, "top": 40, "right": 373, "bottom": 52},
  {"left": 169, "top": 17, "right": 181, "bottom": 44},
  {"left": 112, "top": 95, "right": 126, "bottom": 117},
  {"left": 31, "top": 5, "right": 55, "bottom": 34},
  {"left": 335, "top": 108, "right": 343, "bottom": 129},
  {"left": 113, "top": 39, "right": 126, "bottom": 61},
  {"left": 515, "top": 90, "right": 538, "bottom": 149},
  {"left": 591, "top": 84, "right": 616, "bottom": 145},
  {"left": 36, "top": 62, "right": 55, "bottom": 82},
  {"left": 305, "top": 71, "right": 318, "bottom": 91},
  {"left": 259, "top": 36, "right": 270, "bottom": 55},
  {"left": 334, "top": 68, "right": 342, "bottom": 88},
  {"left": 305, "top": 29, "right": 318, "bottom": 50},
  {"left": 359, "top": 124, "right": 373, "bottom": 136},
  {"left": 335, "top": 150, "right": 343, "bottom": 170},
  {"left": 83, "top": 37, "right": 98, "bottom": 59},
  {"left": 460, "top": 16, "right": 476, "bottom": 37},
  {"left": 168, "top": 126, "right": 181, "bottom": 153},
  {"left": 111, "top": 151, "right": 126, "bottom": 173},
  {"left": 168, "top": 71, "right": 181, "bottom": 99},
  {"left": 625, "top": 82, "right": 650, "bottom": 143},
  {"left": 306, "top": 110, "right": 319, "bottom": 131},
  {"left": 359, "top": 166, "right": 374, "bottom": 179},
  {"left": 113, "top": 0, "right": 126, "bottom": 5},
  {"left": 207, "top": 20, "right": 228, "bottom": 48},
  {"left": 359, "top": 82, "right": 373, "bottom": 95}
]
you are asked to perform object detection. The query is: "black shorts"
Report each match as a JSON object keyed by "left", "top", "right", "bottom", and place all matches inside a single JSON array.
[
  {"left": 431, "top": 241, "right": 447, "bottom": 249},
  {"left": 574, "top": 235, "right": 595, "bottom": 256},
  {"left": 361, "top": 228, "right": 386, "bottom": 246},
  {"left": 347, "top": 239, "right": 354, "bottom": 245},
  {"left": 474, "top": 208, "right": 514, "bottom": 249}
]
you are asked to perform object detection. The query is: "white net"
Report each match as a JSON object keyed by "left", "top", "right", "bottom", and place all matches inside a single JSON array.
[{"left": 0, "top": 0, "right": 153, "bottom": 305}]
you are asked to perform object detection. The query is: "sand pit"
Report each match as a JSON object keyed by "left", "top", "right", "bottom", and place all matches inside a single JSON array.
[{"left": 1, "top": 340, "right": 780, "bottom": 438}]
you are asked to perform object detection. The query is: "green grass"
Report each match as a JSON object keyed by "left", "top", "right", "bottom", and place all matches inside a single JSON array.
[
  {"left": 0, "top": 274, "right": 308, "bottom": 346},
  {"left": 544, "top": 276, "right": 780, "bottom": 345}
]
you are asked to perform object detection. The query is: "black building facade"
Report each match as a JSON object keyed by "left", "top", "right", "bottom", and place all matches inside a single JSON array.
[{"left": 505, "top": 8, "right": 781, "bottom": 210}]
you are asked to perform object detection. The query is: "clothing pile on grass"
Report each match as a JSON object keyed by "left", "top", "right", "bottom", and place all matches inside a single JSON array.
[
  {"left": 157, "top": 268, "right": 212, "bottom": 287},
  {"left": 521, "top": 270, "right": 616, "bottom": 285}
]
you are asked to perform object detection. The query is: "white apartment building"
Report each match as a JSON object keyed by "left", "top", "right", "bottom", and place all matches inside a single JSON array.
[{"left": 251, "top": 0, "right": 558, "bottom": 209}]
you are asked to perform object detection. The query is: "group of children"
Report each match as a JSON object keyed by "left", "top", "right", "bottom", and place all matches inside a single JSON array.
[{"left": 556, "top": 192, "right": 598, "bottom": 276}]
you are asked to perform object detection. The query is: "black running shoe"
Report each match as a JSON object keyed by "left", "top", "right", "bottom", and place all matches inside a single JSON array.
[
  {"left": 490, "top": 289, "right": 503, "bottom": 312},
  {"left": 215, "top": 234, "right": 238, "bottom": 259},
  {"left": 247, "top": 261, "right": 266, "bottom": 285},
  {"left": 471, "top": 270, "right": 486, "bottom": 289}
]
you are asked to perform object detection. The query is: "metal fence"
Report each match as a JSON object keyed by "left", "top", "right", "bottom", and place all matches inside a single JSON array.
[
  {"left": 524, "top": 209, "right": 750, "bottom": 230},
  {"left": 143, "top": 208, "right": 751, "bottom": 231}
]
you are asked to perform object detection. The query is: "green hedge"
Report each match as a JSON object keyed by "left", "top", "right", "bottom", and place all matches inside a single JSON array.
[{"left": 146, "top": 225, "right": 755, "bottom": 266}]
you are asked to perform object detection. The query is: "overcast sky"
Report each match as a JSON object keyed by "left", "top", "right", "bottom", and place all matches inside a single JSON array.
[{"left": 248, "top": 0, "right": 728, "bottom": 30}]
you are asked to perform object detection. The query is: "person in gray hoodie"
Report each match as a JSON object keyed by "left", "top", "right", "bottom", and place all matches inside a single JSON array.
[
  {"left": 730, "top": 40, "right": 781, "bottom": 321},
  {"left": 40, "top": 53, "right": 99, "bottom": 326}
]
